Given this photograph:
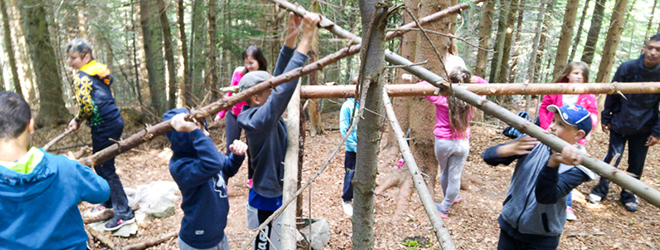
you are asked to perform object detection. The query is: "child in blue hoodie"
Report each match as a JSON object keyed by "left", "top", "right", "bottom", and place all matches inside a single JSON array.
[
  {"left": 236, "top": 10, "right": 320, "bottom": 250},
  {"left": 0, "top": 91, "right": 110, "bottom": 250},
  {"left": 339, "top": 97, "right": 358, "bottom": 217},
  {"left": 482, "top": 104, "right": 595, "bottom": 250},
  {"left": 164, "top": 108, "right": 247, "bottom": 250}
]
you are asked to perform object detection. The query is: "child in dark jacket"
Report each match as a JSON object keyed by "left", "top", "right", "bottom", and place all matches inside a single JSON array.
[
  {"left": 236, "top": 10, "right": 320, "bottom": 250},
  {"left": 482, "top": 104, "right": 594, "bottom": 249},
  {"left": 0, "top": 91, "right": 110, "bottom": 250},
  {"left": 164, "top": 108, "right": 247, "bottom": 250}
]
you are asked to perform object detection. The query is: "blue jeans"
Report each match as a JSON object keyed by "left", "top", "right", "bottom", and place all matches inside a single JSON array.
[
  {"left": 566, "top": 190, "right": 573, "bottom": 207},
  {"left": 342, "top": 151, "right": 356, "bottom": 202},
  {"left": 91, "top": 118, "right": 133, "bottom": 219}
]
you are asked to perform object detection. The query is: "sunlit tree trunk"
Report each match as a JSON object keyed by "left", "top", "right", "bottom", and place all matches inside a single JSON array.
[
  {"left": 552, "top": 0, "right": 580, "bottom": 79},
  {"left": 19, "top": 0, "right": 69, "bottom": 127},
  {"left": 596, "top": 0, "right": 629, "bottom": 83},
  {"left": 497, "top": 0, "right": 519, "bottom": 84},
  {"left": 308, "top": 0, "right": 325, "bottom": 136},
  {"left": 508, "top": 0, "right": 525, "bottom": 83},
  {"left": 208, "top": 0, "right": 218, "bottom": 101},
  {"left": 489, "top": 0, "right": 510, "bottom": 83},
  {"left": 0, "top": 0, "right": 21, "bottom": 97},
  {"left": 569, "top": 0, "right": 590, "bottom": 63},
  {"left": 190, "top": 0, "right": 207, "bottom": 100},
  {"left": 643, "top": 0, "right": 657, "bottom": 42},
  {"left": 178, "top": 0, "right": 190, "bottom": 106},
  {"left": 158, "top": 0, "right": 177, "bottom": 110}
]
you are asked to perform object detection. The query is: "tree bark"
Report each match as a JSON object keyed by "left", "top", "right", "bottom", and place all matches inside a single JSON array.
[
  {"left": 533, "top": 0, "right": 555, "bottom": 83},
  {"left": 0, "top": 0, "right": 22, "bottom": 97},
  {"left": 508, "top": 0, "right": 525, "bottom": 83},
  {"left": 497, "top": 0, "right": 519, "bottom": 84},
  {"left": 190, "top": 0, "right": 207, "bottom": 99},
  {"left": 411, "top": 0, "right": 450, "bottom": 199},
  {"left": 308, "top": 0, "right": 325, "bottom": 137},
  {"left": 157, "top": 0, "right": 178, "bottom": 110},
  {"left": 569, "top": 0, "right": 591, "bottom": 63},
  {"left": 475, "top": 0, "right": 495, "bottom": 77},
  {"left": 581, "top": 0, "right": 608, "bottom": 66},
  {"left": 596, "top": 0, "right": 629, "bottom": 83},
  {"left": 140, "top": 0, "right": 167, "bottom": 115},
  {"left": 178, "top": 0, "right": 191, "bottom": 106},
  {"left": 299, "top": 82, "right": 660, "bottom": 98},
  {"left": 208, "top": 0, "right": 218, "bottom": 100},
  {"left": 20, "top": 0, "right": 69, "bottom": 127},
  {"left": 488, "top": 0, "right": 510, "bottom": 83},
  {"left": 352, "top": 1, "right": 388, "bottom": 249},
  {"left": 552, "top": 0, "right": 580, "bottom": 79},
  {"left": 280, "top": 85, "right": 300, "bottom": 249}
]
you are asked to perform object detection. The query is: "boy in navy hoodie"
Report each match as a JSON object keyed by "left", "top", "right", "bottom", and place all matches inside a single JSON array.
[
  {"left": 164, "top": 108, "right": 247, "bottom": 250},
  {"left": 236, "top": 10, "right": 320, "bottom": 250},
  {"left": 0, "top": 91, "right": 110, "bottom": 250},
  {"left": 482, "top": 104, "right": 594, "bottom": 250}
]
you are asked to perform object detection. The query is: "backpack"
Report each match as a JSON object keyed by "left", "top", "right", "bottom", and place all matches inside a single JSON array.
[{"left": 503, "top": 111, "right": 540, "bottom": 139}]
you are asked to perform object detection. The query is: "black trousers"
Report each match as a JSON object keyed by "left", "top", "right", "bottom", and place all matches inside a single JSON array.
[
  {"left": 91, "top": 118, "right": 133, "bottom": 219},
  {"left": 591, "top": 130, "right": 651, "bottom": 203},
  {"left": 497, "top": 229, "right": 559, "bottom": 250}
]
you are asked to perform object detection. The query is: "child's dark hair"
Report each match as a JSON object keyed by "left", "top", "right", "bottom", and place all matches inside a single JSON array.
[
  {"left": 553, "top": 61, "right": 589, "bottom": 83},
  {"left": 448, "top": 69, "right": 472, "bottom": 138},
  {"left": 65, "top": 38, "right": 94, "bottom": 60},
  {"left": 243, "top": 45, "right": 268, "bottom": 73},
  {"left": 0, "top": 91, "right": 31, "bottom": 139}
]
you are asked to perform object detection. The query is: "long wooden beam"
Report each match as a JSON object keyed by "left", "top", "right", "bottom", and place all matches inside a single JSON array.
[{"left": 299, "top": 82, "right": 660, "bottom": 98}]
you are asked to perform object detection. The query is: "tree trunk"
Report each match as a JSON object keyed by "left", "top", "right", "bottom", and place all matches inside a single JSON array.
[
  {"left": 497, "top": 0, "right": 519, "bottom": 84},
  {"left": 488, "top": 0, "right": 510, "bottom": 83},
  {"left": 411, "top": 0, "right": 450, "bottom": 199},
  {"left": 581, "top": 0, "right": 608, "bottom": 66},
  {"left": 353, "top": 0, "right": 388, "bottom": 248},
  {"left": 131, "top": 0, "right": 144, "bottom": 111},
  {"left": 158, "top": 0, "right": 178, "bottom": 110},
  {"left": 280, "top": 85, "right": 300, "bottom": 249},
  {"left": 508, "top": 0, "right": 525, "bottom": 83},
  {"left": 140, "top": 0, "right": 167, "bottom": 115},
  {"left": 552, "top": 0, "right": 580, "bottom": 79},
  {"left": 449, "top": 0, "right": 458, "bottom": 33},
  {"left": 533, "top": 0, "right": 555, "bottom": 83},
  {"left": 208, "top": 0, "right": 218, "bottom": 100},
  {"left": 0, "top": 0, "right": 22, "bottom": 97},
  {"left": 190, "top": 0, "right": 207, "bottom": 99},
  {"left": 19, "top": 0, "right": 69, "bottom": 127},
  {"left": 596, "top": 0, "right": 629, "bottom": 83},
  {"left": 475, "top": 0, "right": 495, "bottom": 77},
  {"left": 569, "top": 0, "right": 590, "bottom": 63},
  {"left": 178, "top": 0, "right": 191, "bottom": 106},
  {"left": 308, "top": 0, "right": 325, "bottom": 136}
]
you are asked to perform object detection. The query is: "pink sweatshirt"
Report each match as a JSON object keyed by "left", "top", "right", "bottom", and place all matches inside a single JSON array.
[
  {"left": 419, "top": 76, "right": 488, "bottom": 140},
  {"left": 218, "top": 67, "right": 247, "bottom": 119},
  {"left": 538, "top": 93, "right": 598, "bottom": 145}
]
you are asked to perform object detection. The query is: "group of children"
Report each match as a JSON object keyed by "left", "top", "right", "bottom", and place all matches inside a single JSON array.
[{"left": 1, "top": 4, "right": 658, "bottom": 247}]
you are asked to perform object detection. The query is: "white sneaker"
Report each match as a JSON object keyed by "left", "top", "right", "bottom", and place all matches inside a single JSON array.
[
  {"left": 565, "top": 207, "right": 577, "bottom": 221},
  {"left": 342, "top": 201, "right": 353, "bottom": 217},
  {"left": 588, "top": 194, "right": 602, "bottom": 204}
]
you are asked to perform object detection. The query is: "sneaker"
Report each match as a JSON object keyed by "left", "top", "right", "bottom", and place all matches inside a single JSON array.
[
  {"left": 565, "top": 207, "right": 577, "bottom": 221},
  {"left": 435, "top": 203, "right": 449, "bottom": 219},
  {"left": 247, "top": 179, "right": 253, "bottom": 189},
  {"left": 622, "top": 201, "right": 638, "bottom": 212},
  {"left": 84, "top": 205, "right": 110, "bottom": 217},
  {"left": 453, "top": 195, "right": 462, "bottom": 203},
  {"left": 588, "top": 194, "right": 602, "bottom": 204},
  {"left": 103, "top": 216, "right": 136, "bottom": 231},
  {"left": 342, "top": 201, "right": 353, "bottom": 217}
]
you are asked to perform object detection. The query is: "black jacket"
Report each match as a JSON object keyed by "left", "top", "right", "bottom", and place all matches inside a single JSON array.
[{"left": 602, "top": 54, "right": 660, "bottom": 137}]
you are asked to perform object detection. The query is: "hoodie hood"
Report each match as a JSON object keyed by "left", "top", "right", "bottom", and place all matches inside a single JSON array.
[
  {"left": 164, "top": 108, "right": 198, "bottom": 158},
  {"left": 0, "top": 148, "right": 56, "bottom": 201}
]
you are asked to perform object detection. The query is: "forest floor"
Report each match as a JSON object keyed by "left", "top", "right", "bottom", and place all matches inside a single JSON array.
[{"left": 32, "top": 105, "right": 660, "bottom": 250}]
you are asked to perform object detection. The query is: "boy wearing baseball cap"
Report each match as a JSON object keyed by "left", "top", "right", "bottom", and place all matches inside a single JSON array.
[{"left": 482, "top": 104, "right": 595, "bottom": 249}]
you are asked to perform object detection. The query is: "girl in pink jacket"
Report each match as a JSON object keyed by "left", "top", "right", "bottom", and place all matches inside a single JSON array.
[
  {"left": 216, "top": 45, "right": 267, "bottom": 187},
  {"left": 537, "top": 61, "right": 598, "bottom": 221}
]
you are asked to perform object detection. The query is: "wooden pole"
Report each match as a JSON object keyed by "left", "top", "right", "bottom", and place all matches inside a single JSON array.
[
  {"left": 43, "top": 128, "right": 73, "bottom": 151},
  {"left": 299, "top": 82, "right": 660, "bottom": 98},
  {"left": 382, "top": 90, "right": 456, "bottom": 249},
  {"left": 281, "top": 85, "right": 301, "bottom": 249},
  {"left": 120, "top": 231, "right": 178, "bottom": 250}
]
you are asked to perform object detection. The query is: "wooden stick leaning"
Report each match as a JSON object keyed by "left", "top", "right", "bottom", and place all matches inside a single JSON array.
[
  {"left": 280, "top": 85, "right": 302, "bottom": 249},
  {"left": 382, "top": 90, "right": 455, "bottom": 249},
  {"left": 299, "top": 82, "right": 660, "bottom": 98},
  {"left": 120, "top": 231, "right": 178, "bottom": 250},
  {"left": 43, "top": 128, "right": 73, "bottom": 151}
]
